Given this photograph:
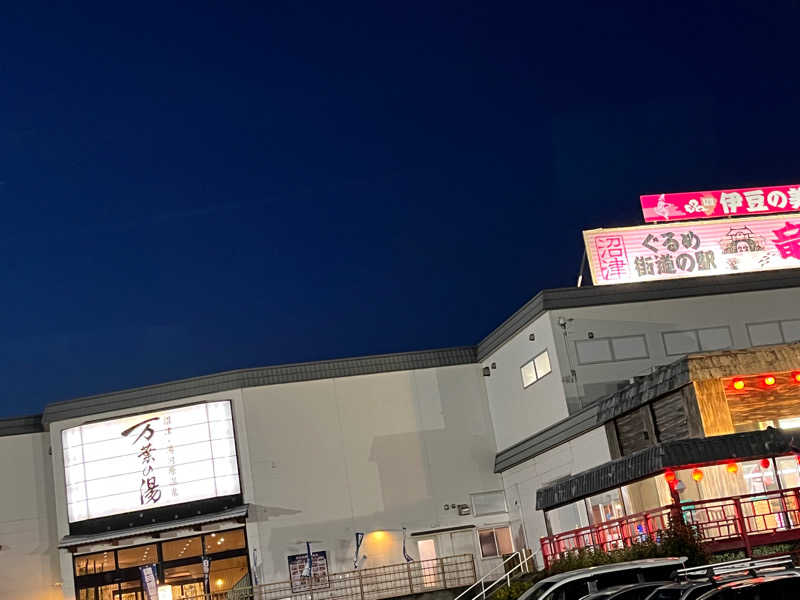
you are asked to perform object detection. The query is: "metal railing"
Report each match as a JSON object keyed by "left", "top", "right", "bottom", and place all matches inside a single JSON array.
[
  {"left": 453, "top": 550, "right": 536, "bottom": 600},
  {"left": 540, "top": 485, "right": 800, "bottom": 569},
  {"left": 181, "top": 554, "right": 476, "bottom": 600}
]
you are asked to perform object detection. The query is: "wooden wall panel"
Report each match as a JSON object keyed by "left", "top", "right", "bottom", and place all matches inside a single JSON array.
[
  {"left": 617, "top": 409, "right": 653, "bottom": 455},
  {"left": 693, "top": 379, "right": 735, "bottom": 436},
  {"left": 652, "top": 391, "right": 689, "bottom": 441}
]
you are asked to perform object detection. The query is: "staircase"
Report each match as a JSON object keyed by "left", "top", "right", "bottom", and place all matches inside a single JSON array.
[{"left": 452, "top": 550, "right": 537, "bottom": 600}]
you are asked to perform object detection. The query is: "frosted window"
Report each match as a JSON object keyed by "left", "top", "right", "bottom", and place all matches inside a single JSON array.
[
  {"left": 747, "top": 322, "right": 783, "bottom": 346},
  {"left": 611, "top": 336, "right": 648, "bottom": 360},
  {"left": 471, "top": 490, "right": 507, "bottom": 516},
  {"left": 663, "top": 331, "right": 700, "bottom": 355},
  {"left": 576, "top": 339, "right": 613, "bottom": 364},
  {"left": 698, "top": 327, "right": 732, "bottom": 351},
  {"left": 534, "top": 351, "right": 552, "bottom": 378},
  {"left": 520, "top": 360, "right": 537, "bottom": 388}
]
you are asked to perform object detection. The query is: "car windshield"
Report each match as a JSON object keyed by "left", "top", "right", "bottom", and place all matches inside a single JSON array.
[{"left": 523, "top": 581, "right": 556, "bottom": 600}]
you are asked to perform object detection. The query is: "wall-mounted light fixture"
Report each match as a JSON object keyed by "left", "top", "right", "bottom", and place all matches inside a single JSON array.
[
  {"left": 482, "top": 367, "right": 491, "bottom": 377},
  {"left": 528, "top": 333, "right": 535, "bottom": 341}
]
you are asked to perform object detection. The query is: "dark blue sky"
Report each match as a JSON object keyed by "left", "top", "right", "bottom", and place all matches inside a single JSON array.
[{"left": 2, "top": 2, "right": 799, "bottom": 417}]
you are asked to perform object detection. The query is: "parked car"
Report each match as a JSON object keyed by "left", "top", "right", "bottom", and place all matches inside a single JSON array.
[
  {"left": 644, "top": 581, "right": 714, "bottom": 600},
  {"left": 694, "top": 573, "right": 800, "bottom": 599},
  {"left": 518, "top": 558, "right": 688, "bottom": 600},
  {"left": 645, "top": 555, "right": 799, "bottom": 600},
  {"left": 580, "top": 581, "right": 671, "bottom": 600}
]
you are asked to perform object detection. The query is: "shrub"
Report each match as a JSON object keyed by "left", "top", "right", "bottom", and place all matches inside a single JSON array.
[{"left": 546, "top": 520, "right": 709, "bottom": 574}]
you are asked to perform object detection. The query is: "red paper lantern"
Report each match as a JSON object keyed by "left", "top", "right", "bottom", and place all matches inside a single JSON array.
[
  {"left": 692, "top": 468, "right": 704, "bottom": 482},
  {"left": 726, "top": 462, "right": 739, "bottom": 474},
  {"left": 760, "top": 458, "right": 771, "bottom": 469},
  {"left": 664, "top": 469, "right": 676, "bottom": 483}
]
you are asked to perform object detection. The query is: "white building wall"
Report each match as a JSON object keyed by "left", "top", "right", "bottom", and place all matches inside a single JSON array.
[
  {"left": 500, "top": 427, "right": 610, "bottom": 568},
  {"left": 549, "top": 286, "right": 800, "bottom": 409},
  {"left": 240, "top": 363, "right": 506, "bottom": 581},
  {"left": 0, "top": 432, "right": 61, "bottom": 600},
  {"left": 480, "top": 313, "right": 568, "bottom": 452}
]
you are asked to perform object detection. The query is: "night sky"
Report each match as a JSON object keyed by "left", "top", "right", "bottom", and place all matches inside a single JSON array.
[{"left": 2, "top": 2, "right": 800, "bottom": 417}]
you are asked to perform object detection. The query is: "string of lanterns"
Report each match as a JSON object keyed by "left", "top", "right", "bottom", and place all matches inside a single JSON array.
[{"left": 663, "top": 455, "right": 800, "bottom": 492}]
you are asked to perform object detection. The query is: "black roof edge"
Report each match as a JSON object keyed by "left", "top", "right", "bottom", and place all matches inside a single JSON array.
[
  {"left": 42, "top": 345, "right": 478, "bottom": 426},
  {"left": 0, "top": 414, "right": 44, "bottom": 437},
  {"left": 477, "top": 269, "right": 800, "bottom": 361},
  {"left": 535, "top": 428, "right": 795, "bottom": 511}
]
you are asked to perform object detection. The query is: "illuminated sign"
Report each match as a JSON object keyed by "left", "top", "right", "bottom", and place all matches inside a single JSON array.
[
  {"left": 62, "top": 400, "right": 240, "bottom": 523},
  {"left": 584, "top": 214, "right": 800, "bottom": 286},
  {"left": 641, "top": 184, "right": 800, "bottom": 222}
]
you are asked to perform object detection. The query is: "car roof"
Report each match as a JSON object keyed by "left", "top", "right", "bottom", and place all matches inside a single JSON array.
[
  {"left": 538, "top": 558, "right": 688, "bottom": 584},
  {"left": 693, "top": 573, "right": 799, "bottom": 598},
  {"left": 714, "top": 573, "right": 799, "bottom": 590}
]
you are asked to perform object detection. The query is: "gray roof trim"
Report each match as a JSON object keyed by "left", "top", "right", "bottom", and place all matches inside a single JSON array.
[
  {"left": 0, "top": 415, "right": 44, "bottom": 437},
  {"left": 535, "top": 428, "right": 795, "bottom": 510},
  {"left": 494, "top": 357, "right": 689, "bottom": 473},
  {"left": 477, "top": 269, "right": 800, "bottom": 361},
  {"left": 60, "top": 504, "right": 249, "bottom": 548},
  {"left": 494, "top": 403, "right": 600, "bottom": 473},
  {"left": 42, "top": 346, "right": 478, "bottom": 425}
]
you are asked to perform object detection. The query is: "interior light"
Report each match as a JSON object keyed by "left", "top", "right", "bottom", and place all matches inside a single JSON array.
[
  {"left": 692, "top": 468, "right": 704, "bottom": 482},
  {"left": 764, "top": 376, "right": 776, "bottom": 386},
  {"left": 216, "top": 578, "right": 224, "bottom": 587},
  {"left": 726, "top": 462, "right": 739, "bottom": 474},
  {"left": 733, "top": 379, "right": 745, "bottom": 390},
  {"left": 794, "top": 372, "right": 800, "bottom": 383}
]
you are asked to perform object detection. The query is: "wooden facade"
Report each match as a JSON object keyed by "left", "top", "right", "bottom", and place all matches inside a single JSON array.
[{"left": 606, "top": 343, "right": 800, "bottom": 458}]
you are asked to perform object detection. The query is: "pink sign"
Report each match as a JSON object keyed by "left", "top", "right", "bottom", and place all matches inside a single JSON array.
[
  {"left": 640, "top": 184, "right": 800, "bottom": 222},
  {"left": 584, "top": 214, "right": 800, "bottom": 286}
]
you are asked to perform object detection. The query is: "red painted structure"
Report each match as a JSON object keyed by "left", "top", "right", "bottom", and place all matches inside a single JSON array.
[{"left": 540, "top": 486, "right": 800, "bottom": 569}]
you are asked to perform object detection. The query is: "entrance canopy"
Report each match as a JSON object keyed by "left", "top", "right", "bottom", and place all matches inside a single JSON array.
[
  {"left": 59, "top": 504, "right": 248, "bottom": 549},
  {"left": 536, "top": 429, "right": 796, "bottom": 511}
]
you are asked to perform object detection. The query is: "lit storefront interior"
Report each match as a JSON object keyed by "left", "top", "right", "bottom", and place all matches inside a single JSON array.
[
  {"left": 537, "top": 429, "right": 800, "bottom": 568},
  {"left": 532, "top": 346, "right": 800, "bottom": 568},
  {"left": 72, "top": 527, "right": 249, "bottom": 599}
]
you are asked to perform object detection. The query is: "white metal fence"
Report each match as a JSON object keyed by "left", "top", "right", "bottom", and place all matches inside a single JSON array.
[{"left": 183, "top": 554, "right": 477, "bottom": 600}]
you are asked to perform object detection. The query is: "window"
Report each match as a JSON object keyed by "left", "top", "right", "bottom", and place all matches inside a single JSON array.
[
  {"left": 611, "top": 336, "right": 649, "bottom": 360},
  {"left": 205, "top": 528, "right": 246, "bottom": 554},
  {"left": 471, "top": 490, "right": 507, "bottom": 516},
  {"left": 576, "top": 339, "right": 613, "bottom": 364},
  {"left": 521, "top": 361, "right": 537, "bottom": 388},
  {"left": 576, "top": 336, "right": 649, "bottom": 364},
  {"left": 162, "top": 536, "right": 202, "bottom": 561},
  {"left": 117, "top": 544, "right": 157, "bottom": 569},
  {"left": 746, "top": 319, "right": 800, "bottom": 347},
  {"left": 663, "top": 331, "right": 700, "bottom": 355},
  {"left": 782, "top": 319, "right": 800, "bottom": 342},
  {"left": 520, "top": 350, "right": 551, "bottom": 388},
  {"left": 74, "top": 552, "right": 115, "bottom": 575},
  {"left": 534, "top": 351, "right": 552, "bottom": 378},
  {"left": 698, "top": 326, "right": 732, "bottom": 351},
  {"left": 747, "top": 321, "right": 784, "bottom": 346},
  {"left": 478, "top": 526, "right": 513, "bottom": 558}
]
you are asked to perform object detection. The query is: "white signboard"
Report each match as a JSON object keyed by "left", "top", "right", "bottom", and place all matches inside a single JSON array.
[
  {"left": 584, "top": 213, "right": 800, "bottom": 286},
  {"left": 62, "top": 400, "right": 241, "bottom": 523}
]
